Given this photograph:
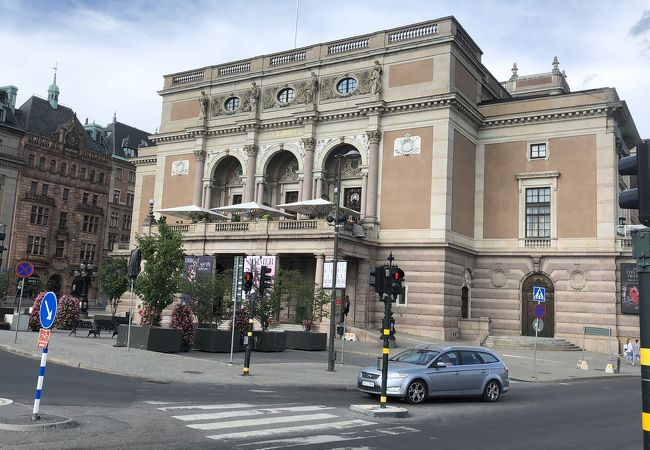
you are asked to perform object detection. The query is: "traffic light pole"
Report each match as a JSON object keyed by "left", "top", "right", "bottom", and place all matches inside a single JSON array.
[
  {"left": 632, "top": 230, "right": 650, "bottom": 448},
  {"left": 243, "top": 291, "right": 257, "bottom": 376},
  {"left": 379, "top": 292, "right": 393, "bottom": 409}
]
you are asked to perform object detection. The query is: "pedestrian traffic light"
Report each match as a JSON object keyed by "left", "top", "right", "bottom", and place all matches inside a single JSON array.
[
  {"left": 369, "top": 265, "right": 386, "bottom": 297},
  {"left": 259, "top": 266, "right": 272, "bottom": 296},
  {"left": 243, "top": 271, "right": 254, "bottom": 293},
  {"left": 389, "top": 267, "right": 405, "bottom": 297},
  {"left": 619, "top": 140, "right": 650, "bottom": 226}
]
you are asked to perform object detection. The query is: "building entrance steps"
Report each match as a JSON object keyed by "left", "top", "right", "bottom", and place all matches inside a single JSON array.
[{"left": 484, "top": 335, "right": 581, "bottom": 351}]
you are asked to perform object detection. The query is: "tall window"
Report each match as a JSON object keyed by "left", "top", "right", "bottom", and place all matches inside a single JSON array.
[
  {"left": 92, "top": 194, "right": 98, "bottom": 206},
  {"left": 126, "top": 192, "right": 134, "bottom": 207},
  {"left": 55, "top": 240, "right": 65, "bottom": 258},
  {"left": 122, "top": 214, "right": 132, "bottom": 230},
  {"left": 82, "top": 193, "right": 89, "bottom": 205},
  {"left": 59, "top": 162, "right": 67, "bottom": 176},
  {"left": 30, "top": 206, "right": 49, "bottom": 225},
  {"left": 128, "top": 171, "right": 136, "bottom": 183},
  {"left": 90, "top": 170, "right": 95, "bottom": 183},
  {"left": 530, "top": 143, "right": 547, "bottom": 159},
  {"left": 110, "top": 211, "right": 119, "bottom": 228},
  {"left": 30, "top": 181, "right": 37, "bottom": 194},
  {"left": 114, "top": 168, "right": 122, "bottom": 180},
  {"left": 49, "top": 160, "right": 56, "bottom": 173},
  {"left": 63, "top": 189, "right": 69, "bottom": 201},
  {"left": 526, "top": 187, "right": 551, "bottom": 238},
  {"left": 113, "top": 190, "right": 120, "bottom": 203},
  {"left": 80, "top": 167, "right": 86, "bottom": 180},
  {"left": 59, "top": 212, "right": 68, "bottom": 229},
  {"left": 38, "top": 157, "right": 45, "bottom": 170},
  {"left": 79, "top": 243, "right": 96, "bottom": 261},
  {"left": 27, "top": 236, "right": 46, "bottom": 255},
  {"left": 41, "top": 184, "right": 49, "bottom": 196},
  {"left": 83, "top": 215, "right": 99, "bottom": 233}
]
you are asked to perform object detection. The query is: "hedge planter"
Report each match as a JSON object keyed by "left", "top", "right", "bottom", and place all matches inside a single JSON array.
[
  {"left": 116, "top": 325, "right": 182, "bottom": 353},
  {"left": 284, "top": 331, "right": 327, "bottom": 351},
  {"left": 193, "top": 328, "right": 242, "bottom": 353},
  {"left": 253, "top": 331, "right": 287, "bottom": 352}
]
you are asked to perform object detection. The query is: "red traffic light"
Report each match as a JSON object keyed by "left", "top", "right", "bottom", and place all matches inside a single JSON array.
[{"left": 243, "top": 271, "right": 254, "bottom": 293}]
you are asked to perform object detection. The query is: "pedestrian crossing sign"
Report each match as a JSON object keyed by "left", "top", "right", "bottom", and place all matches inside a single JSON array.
[{"left": 533, "top": 286, "right": 546, "bottom": 302}]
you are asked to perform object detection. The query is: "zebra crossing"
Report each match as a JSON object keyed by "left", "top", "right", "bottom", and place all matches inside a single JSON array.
[{"left": 145, "top": 400, "right": 419, "bottom": 448}]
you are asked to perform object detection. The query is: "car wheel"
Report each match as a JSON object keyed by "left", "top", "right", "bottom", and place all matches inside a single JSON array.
[
  {"left": 405, "top": 379, "right": 428, "bottom": 404},
  {"left": 482, "top": 380, "right": 501, "bottom": 402}
]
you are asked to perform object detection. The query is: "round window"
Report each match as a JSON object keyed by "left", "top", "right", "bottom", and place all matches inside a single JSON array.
[
  {"left": 224, "top": 97, "right": 241, "bottom": 112},
  {"left": 277, "top": 88, "right": 295, "bottom": 104},
  {"left": 336, "top": 77, "right": 357, "bottom": 94}
]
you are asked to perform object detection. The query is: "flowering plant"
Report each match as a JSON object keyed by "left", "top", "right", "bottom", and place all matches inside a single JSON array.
[
  {"left": 139, "top": 304, "right": 159, "bottom": 326},
  {"left": 28, "top": 292, "right": 46, "bottom": 330},
  {"left": 170, "top": 302, "right": 195, "bottom": 350},
  {"left": 55, "top": 295, "right": 80, "bottom": 329}
]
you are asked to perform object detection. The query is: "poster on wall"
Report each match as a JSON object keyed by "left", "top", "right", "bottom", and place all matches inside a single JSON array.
[
  {"left": 621, "top": 263, "right": 640, "bottom": 315},
  {"left": 184, "top": 255, "right": 213, "bottom": 282}
]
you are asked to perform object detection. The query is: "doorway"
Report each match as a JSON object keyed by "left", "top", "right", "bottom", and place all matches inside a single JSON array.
[{"left": 521, "top": 274, "right": 554, "bottom": 337}]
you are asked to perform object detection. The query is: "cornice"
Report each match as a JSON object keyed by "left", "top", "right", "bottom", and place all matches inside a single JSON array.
[
  {"left": 133, "top": 157, "right": 157, "bottom": 166},
  {"left": 481, "top": 105, "right": 610, "bottom": 129}
]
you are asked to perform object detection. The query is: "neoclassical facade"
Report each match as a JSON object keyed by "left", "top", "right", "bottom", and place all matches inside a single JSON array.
[{"left": 132, "top": 17, "right": 640, "bottom": 348}]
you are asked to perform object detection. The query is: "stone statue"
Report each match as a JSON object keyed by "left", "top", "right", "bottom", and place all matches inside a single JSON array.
[
  {"left": 249, "top": 82, "right": 260, "bottom": 112},
  {"left": 304, "top": 72, "right": 318, "bottom": 103},
  {"left": 370, "top": 60, "right": 382, "bottom": 95},
  {"left": 198, "top": 91, "right": 209, "bottom": 118}
]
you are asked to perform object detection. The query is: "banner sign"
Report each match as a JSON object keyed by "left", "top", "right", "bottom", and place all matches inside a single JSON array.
[
  {"left": 184, "top": 255, "right": 213, "bottom": 282},
  {"left": 621, "top": 263, "right": 639, "bottom": 315}
]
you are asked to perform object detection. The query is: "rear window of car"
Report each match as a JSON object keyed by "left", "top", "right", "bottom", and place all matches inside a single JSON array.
[
  {"left": 460, "top": 351, "right": 483, "bottom": 365},
  {"left": 478, "top": 352, "right": 499, "bottom": 363},
  {"left": 391, "top": 349, "right": 439, "bottom": 365}
]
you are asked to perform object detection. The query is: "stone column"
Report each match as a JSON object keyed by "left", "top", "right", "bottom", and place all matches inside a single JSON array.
[
  {"left": 315, "top": 174, "right": 323, "bottom": 199},
  {"left": 360, "top": 170, "right": 368, "bottom": 219},
  {"left": 365, "top": 130, "right": 381, "bottom": 220},
  {"left": 256, "top": 177, "right": 265, "bottom": 204},
  {"left": 302, "top": 138, "right": 315, "bottom": 201},
  {"left": 315, "top": 254, "right": 325, "bottom": 287},
  {"left": 203, "top": 181, "right": 212, "bottom": 209},
  {"left": 244, "top": 144, "right": 258, "bottom": 203},
  {"left": 193, "top": 149, "right": 206, "bottom": 206}
]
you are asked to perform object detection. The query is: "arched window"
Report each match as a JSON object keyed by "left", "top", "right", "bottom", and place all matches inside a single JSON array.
[
  {"left": 90, "top": 170, "right": 95, "bottom": 183},
  {"left": 59, "top": 162, "right": 67, "bottom": 176},
  {"left": 49, "top": 160, "right": 56, "bottom": 173},
  {"left": 70, "top": 165, "right": 77, "bottom": 178},
  {"left": 98, "top": 172, "right": 104, "bottom": 184},
  {"left": 38, "top": 157, "right": 46, "bottom": 170},
  {"left": 28, "top": 154, "right": 34, "bottom": 167}
]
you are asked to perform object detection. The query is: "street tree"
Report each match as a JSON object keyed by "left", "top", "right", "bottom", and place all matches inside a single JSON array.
[
  {"left": 135, "top": 218, "right": 185, "bottom": 326},
  {"left": 180, "top": 269, "right": 232, "bottom": 328},
  {"left": 99, "top": 257, "right": 130, "bottom": 319}
]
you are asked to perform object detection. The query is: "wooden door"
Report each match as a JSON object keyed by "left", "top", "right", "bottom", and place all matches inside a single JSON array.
[{"left": 521, "top": 274, "right": 554, "bottom": 337}]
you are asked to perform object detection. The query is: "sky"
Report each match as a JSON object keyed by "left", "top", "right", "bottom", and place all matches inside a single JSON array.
[{"left": 2, "top": 0, "right": 650, "bottom": 137}]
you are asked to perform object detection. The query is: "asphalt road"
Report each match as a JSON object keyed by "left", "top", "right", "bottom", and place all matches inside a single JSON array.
[{"left": 0, "top": 349, "right": 642, "bottom": 450}]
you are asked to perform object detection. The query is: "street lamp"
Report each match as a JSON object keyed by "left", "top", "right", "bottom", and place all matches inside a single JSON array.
[
  {"left": 327, "top": 148, "right": 361, "bottom": 372},
  {"left": 73, "top": 261, "right": 95, "bottom": 318}
]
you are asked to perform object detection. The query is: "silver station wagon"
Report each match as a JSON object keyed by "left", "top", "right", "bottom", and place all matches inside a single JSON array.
[{"left": 357, "top": 345, "right": 510, "bottom": 404}]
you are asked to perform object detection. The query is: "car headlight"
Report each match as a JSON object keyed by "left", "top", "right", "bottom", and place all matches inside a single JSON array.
[{"left": 387, "top": 373, "right": 408, "bottom": 379}]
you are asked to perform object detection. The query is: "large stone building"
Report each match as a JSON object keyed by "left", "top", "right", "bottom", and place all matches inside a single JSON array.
[{"left": 132, "top": 17, "right": 640, "bottom": 349}]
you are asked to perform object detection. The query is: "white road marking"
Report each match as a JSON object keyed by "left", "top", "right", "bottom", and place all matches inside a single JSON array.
[
  {"left": 207, "top": 419, "right": 375, "bottom": 441},
  {"left": 143, "top": 401, "right": 179, "bottom": 405},
  {"left": 244, "top": 433, "right": 368, "bottom": 450},
  {"left": 377, "top": 426, "right": 420, "bottom": 435},
  {"left": 502, "top": 354, "right": 563, "bottom": 363},
  {"left": 173, "top": 405, "right": 334, "bottom": 421},
  {"left": 191, "top": 412, "right": 337, "bottom": 431},
  {"left": 250, "top": 389, "right": 274, "bottom": 393},
  {"left": 158, "top": 403, "right": 279, "bottom": 411}
]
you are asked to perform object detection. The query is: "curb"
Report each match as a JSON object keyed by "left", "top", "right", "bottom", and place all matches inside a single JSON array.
[
  {"left": 350, "top": 404, "right": 409, "bottom": 418},
  {"left": 0, "top": 416, "right": 76, "bottom": 431}
]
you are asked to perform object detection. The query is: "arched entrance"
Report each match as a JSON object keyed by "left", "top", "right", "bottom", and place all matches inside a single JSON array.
[
  {"left": 521, "top": 273, "right": 554, "bottom": 337},
  {"left": 208, "top": 156, "right": 243, "bottom": 208},
  {"left": 47, "top": 274, "right": 63, "bottom": 297},
  {"left": 263, "top": 150, "right": 300, "bottom": 205},
  {"left": 323, "top": 144, "right": 362, "bottom": 211}
]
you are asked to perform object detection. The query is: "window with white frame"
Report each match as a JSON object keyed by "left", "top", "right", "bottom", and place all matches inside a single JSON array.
[
  {"left": 27, "top": 236, "right": 46, "bottom": 255},
  {"left": 530, "top": 143, "right": 547, "bottom": 159},
  {"left": 110, "top": 211, "right": 119, "bottom": 228},
  {"left": 525, "top": 187, "right": 551, "bottom": 238}
]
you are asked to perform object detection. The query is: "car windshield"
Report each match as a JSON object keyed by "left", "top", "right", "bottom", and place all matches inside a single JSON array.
[{"left": 390, "top": 349, "right": 439, "bottom": 365}]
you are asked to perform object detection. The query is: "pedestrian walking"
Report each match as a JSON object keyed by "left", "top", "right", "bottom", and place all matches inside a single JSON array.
[
  {"left": 632, "top": 339, "right": 641, "bottom": 365},
  {"left": 623, "top": 339, "right": 633, "bottom": 363}
]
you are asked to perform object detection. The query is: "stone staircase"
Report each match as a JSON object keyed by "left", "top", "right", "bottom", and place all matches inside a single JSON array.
[
  {"left": 484, "top": 335, "right": 581, "bottom": 351},
  {"left": 269, "top": 323, "right": 305, "bottom": 332}
]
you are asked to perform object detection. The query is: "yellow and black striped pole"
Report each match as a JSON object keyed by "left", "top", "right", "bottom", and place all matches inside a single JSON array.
[
  {"left": 379, "top": 292, "right": 392, "bottom": 409},
  {"left": 632, "top": 230, "right": 650, "bottom": 448},
  {"left": 243, "top": 292, "right": 257, "bottom": 376}
]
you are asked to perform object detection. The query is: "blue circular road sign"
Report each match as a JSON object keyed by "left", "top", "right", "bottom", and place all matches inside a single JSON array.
[
  {"left": 16, "top": 261, "right": 34, "bottom": 279},
  {"left": 39, "top": 292, "right": 58, "bottom": 330},
  {"left": 533, "top": 303, "right": 545, "bottom": 318}
]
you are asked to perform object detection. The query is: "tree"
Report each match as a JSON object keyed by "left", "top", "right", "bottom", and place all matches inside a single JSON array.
[
  {"left": 99, "top": 257, "right": 130, "bottom": 319},
  {"left": 134, "top": 219, "right": 185, "bottom": 326},
  {"left": 180, "top": 269, "right": 232, "bottom": 327}
]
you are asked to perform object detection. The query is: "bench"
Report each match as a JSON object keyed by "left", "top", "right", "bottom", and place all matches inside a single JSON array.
[
  {"left": 69, "top": 319, "right": 96, "bottom": 337},
  {"left": 93, "top": 319, "right": 119, "bottom": 338}
]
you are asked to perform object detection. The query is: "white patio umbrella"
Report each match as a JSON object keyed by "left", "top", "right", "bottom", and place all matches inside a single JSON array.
[
  {"left": 155, "top": 205, "right": 229, "bottom": 221},
  {"left": 275, "top": 198, "right": 360, "bottom": 219},
  {"left": 210, "top": 201, "right": 294, "bottom": 219}
]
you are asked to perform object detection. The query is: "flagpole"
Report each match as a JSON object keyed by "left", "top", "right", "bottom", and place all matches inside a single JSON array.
[{"left": 293, "top": 0, "right": 299, "bottom": 48}]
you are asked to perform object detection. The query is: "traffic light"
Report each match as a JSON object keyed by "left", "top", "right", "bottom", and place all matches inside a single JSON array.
[
  {"left": 259, "top": 266, "right": 272, "bottom": 296},
  {"left": 619, "top": 140, "right": 650, "bottom": 226},
  {"left": 327, "top": 211, "right": 347, "bottom": 225},
  {"left": 369, "top": 265, "right": 386, "bottom": 296},
  {"left": 389, "top": 267, "right": 405, "bottom": 297},
  {"left": 243, "top": 271, "right": 254, "bottom": 293}
]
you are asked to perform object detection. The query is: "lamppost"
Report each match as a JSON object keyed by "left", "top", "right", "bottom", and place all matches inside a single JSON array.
[
  {"left": 73, "top": 261, "right": 95, "bottom": 318},
  {"left": 327, "top": 148, "right": 360, "bottom": 372}
]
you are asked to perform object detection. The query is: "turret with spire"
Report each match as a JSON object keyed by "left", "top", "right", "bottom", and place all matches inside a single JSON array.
[{"left": 48, "top": 62, "right": 60, "bottom": 109}]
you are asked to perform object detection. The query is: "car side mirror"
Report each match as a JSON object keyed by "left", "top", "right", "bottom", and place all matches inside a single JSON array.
[{"left": 434, "top": 361, "right": 447, "bottom": 368}]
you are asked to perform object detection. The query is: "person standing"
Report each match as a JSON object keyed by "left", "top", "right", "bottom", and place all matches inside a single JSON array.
[
  {"left": 632, "top": 339, "right": 641, "bottom": 366},
  {"left": 624, "top": 339, "right": 632, "bottom": 363}
]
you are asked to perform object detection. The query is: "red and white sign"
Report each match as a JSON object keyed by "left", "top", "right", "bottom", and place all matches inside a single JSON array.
[{"left": 37, "top": 329, "right": 51, "bottom": 349}]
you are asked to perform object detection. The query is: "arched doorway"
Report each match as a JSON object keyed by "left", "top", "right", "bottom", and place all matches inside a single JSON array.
[
  {"left": 47, "top": 274, "right": 63, "bottom": 297},
  {"left": 209, "top": 156, "right": 243, "bottom": 208},
  {"left": 323, "top": 144, "right": 362, "bottom": 211},
  {"left": 264, "top": 150, "right": 300, "bottom": 205},
  {"left": 521, "top": 273, "right": 554, "bottom": 337}
]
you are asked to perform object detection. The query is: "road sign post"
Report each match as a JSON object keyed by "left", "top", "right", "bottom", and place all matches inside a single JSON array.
[
  {"left": 13, "top": 261, "right": 34, "bottom": 344},
  {"left": 32, "top": 291, "right": 57, "bottom": 421}
]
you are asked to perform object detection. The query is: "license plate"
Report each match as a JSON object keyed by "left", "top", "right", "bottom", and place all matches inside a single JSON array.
[{"left": 361, "top": 380, "right": 375, "bottom": 388}]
